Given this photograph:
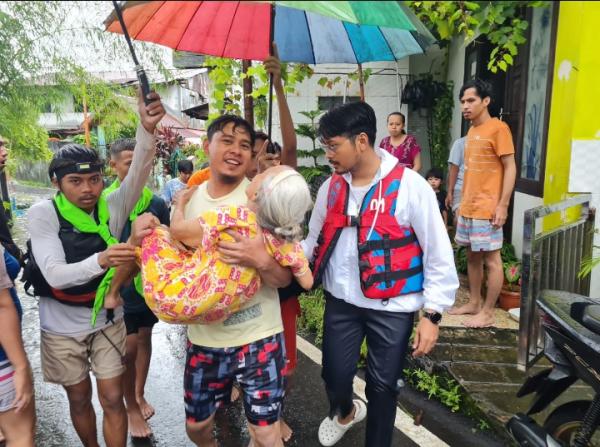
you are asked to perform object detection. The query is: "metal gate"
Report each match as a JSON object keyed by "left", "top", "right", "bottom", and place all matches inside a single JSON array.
[{"left": 518, "top": 194, "right": 594, "bottom": 370}]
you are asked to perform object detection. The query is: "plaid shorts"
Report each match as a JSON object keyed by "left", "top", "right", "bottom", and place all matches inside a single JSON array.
[
  {"left": 455, "top": 216, "right": 503, "bottom": 252},
  {"left": 184, "top": 333, "right": 286, "bottom": 426}
]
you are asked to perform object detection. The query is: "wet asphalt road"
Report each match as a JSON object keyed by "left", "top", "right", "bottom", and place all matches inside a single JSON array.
[{"left": 11, "top": 184, "right": 507, "bottom": 447}]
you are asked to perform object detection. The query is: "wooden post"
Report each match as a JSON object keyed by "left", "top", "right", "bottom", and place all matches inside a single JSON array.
[
  {"left": 82, "top": 87, "right": 91, "bottom": 148},
  {"left": 358, "top": 63, "right": 365, "bottom": 102},
  {"left": 242, "top": 60, "right": 254, "bottom": 127}
]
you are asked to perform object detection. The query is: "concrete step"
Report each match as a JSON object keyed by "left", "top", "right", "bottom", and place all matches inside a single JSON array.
[
  {"left": 432, "top": 343, "right": 518, "bottom": 364},
  {"left": 438, "top": 326, "right": 519, "bottom": 346},
  {"left": 450, "top": 362, "right": 547, "bottom": 385}
]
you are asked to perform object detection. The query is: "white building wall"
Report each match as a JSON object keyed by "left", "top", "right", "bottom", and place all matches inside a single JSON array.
[
  {"left": 267, "top": 61, "right": 409, "bottom": 166},
  {"left": 158, "top": 83, "right": 204, "bottom": 128}
]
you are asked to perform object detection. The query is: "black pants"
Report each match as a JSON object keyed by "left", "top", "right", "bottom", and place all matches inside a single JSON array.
[{"left": 322, "top": 291, "right": 414, "bottom": 447}]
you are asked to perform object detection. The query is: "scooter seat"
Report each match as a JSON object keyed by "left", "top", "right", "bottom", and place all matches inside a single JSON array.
[{"left": 582, "top": 305, "right": 600, "bottom": 335}]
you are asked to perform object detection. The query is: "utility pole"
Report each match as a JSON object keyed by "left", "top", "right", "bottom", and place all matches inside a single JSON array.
[
  {"left": 358, "top": 63, "right": 366, "bottom": 102},
  {"left": 242, "top": 60, "right": 254, "bottom": 126},
  {"left": 82, "top": 86, "right": 91, "bottom": 147}
]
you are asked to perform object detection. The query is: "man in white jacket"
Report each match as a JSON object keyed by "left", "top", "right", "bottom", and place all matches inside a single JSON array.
[{"left": 302, "top": 102, "right": 458, "bottom": 447}]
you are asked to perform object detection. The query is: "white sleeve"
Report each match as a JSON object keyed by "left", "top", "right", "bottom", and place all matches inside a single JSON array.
[
  {"left": 301, "top": 178, "right": 330, "bottom": 261},
  {"left": 106, "top": 125, "right": 156, "bottom": 237},
  {"left": 27, "top": 202, "right": 106, "bottom": 290},
  {"left": 405, "top": 172, "right": 458, "bottom": 313}
]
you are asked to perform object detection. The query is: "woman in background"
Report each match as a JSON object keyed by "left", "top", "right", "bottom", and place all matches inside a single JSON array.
[{"left": 379, "top": 112, "right": 422, "bottom": 172}]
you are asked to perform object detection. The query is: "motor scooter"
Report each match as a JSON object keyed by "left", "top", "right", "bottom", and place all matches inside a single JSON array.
[{"left": 507, "top": 290, "right": 600, "bottom": 446}]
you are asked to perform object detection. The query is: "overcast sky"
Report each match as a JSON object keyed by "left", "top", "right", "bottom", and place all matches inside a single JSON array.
[{"left": 56, "top": 1, "right": 174, "bottom": 74}]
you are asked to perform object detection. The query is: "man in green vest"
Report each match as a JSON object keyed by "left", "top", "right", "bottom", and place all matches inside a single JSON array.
[
  {"left": 26, "top": 91, "right": 165, "bottom": 447},
  {"left": 105, "top": 138, "right": 170, "bottom": 438}
]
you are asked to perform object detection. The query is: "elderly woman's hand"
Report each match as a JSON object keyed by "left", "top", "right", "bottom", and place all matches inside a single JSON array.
[
  {"left": 130, "top": 213, "right": 160, "bottom": 246},
  {"left": 173, "top": 185, "right": 197, "bottom": 208}
]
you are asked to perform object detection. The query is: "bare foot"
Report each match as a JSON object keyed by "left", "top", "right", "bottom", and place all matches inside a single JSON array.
[
  {"left": 447, "top": 301, "right": 481, "bottom": 315},
  {"left": 281, "top": 418, "right": 293, "bottom": 443},
  {"left": 463, "top": 311, "right": 495, "bottom": 328},
  {"left": 230, "top": 383, "right": 241, "bottom": 403},
  {"left": 127, "top": 406, "right": 153, "bottom": 438},
  {"left": 137, "top": 396, "right": 155, "bottom": 420},
  {"left": 104, "top": 292, "right": 122, "bottom": 310}
]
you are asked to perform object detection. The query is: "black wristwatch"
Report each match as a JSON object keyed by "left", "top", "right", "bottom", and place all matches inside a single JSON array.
[{"left": 422, "top": 311, "right": 442, "bottom": 325}]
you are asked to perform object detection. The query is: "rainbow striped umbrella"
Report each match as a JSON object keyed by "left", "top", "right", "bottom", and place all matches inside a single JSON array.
[
  {"left": 105, "top": 1, "right": 435, "bottom": 133},
  {"left": 104, "top": 1, "right": 435, "bottom": 64}
]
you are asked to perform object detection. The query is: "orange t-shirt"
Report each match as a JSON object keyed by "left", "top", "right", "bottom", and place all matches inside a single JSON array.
[
  {"left": 459, "top": 118, "right": 515, "bottom": 220},
  {"left": 187, "top": 167, "right": 211, "bottom": 187}
]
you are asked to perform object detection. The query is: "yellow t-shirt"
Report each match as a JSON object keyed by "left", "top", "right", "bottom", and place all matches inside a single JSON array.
[
  {"left": 459, "top": 118, "right": 515, "bottom": 219},
  {"left": 184, "top": 179, "right": 283, "bottom": 348}
]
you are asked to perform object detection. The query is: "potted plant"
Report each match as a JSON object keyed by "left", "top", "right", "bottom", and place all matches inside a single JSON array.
[{"left": 499, "top": 261, "right": 521, "bottom": 311}]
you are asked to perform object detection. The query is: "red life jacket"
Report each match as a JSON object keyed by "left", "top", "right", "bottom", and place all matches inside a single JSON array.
[{"left": 312, "top": 163, "right": 424, "bottom": 300}]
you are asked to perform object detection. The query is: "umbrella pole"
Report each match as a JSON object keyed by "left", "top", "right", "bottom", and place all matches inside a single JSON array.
[
  {"left": 358, "top": 63, "right": 365, "bottom": 102},
  {"left": 267, "top": 4, "right": 275, "bottom": 139}
]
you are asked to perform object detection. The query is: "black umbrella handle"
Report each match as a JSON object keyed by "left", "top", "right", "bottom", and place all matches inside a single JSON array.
[
  {"left": 112, "top": 0, "right": 152, "bottom": 105},
  {"left": 136, "top": 66, "right": 152, "bottom": 105}
]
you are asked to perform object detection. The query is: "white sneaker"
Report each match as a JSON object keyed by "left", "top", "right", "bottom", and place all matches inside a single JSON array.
[{"left": 318, "top": 399, "right": 367, "bottom": 446}]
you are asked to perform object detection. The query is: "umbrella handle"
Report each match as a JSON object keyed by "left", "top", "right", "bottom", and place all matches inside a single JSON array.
[
  {"left": 267, "top": 5, "right": 276, "bottom": 140},
  {"left": 112, "top": 0, "right": 152, "bottom": 105},
  {"left": 136, "top": 66, "right": 152, "bottom": 106}
]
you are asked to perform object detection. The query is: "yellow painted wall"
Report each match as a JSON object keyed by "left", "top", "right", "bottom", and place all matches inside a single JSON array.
[{"left": 543, "top": 1, "right": 600, "bottom": 228}]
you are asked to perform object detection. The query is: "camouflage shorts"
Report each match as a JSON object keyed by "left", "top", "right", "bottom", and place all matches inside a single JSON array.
[{"left": 184, "top": 332, "right": 286, "bottom": 426}]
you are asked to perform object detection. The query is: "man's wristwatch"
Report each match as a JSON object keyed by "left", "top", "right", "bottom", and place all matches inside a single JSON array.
[{"left": 422, "top": 310, "right": 442, "bottom": 325}]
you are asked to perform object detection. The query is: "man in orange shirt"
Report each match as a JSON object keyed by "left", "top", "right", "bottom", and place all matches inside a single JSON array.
[
  {"left": 449, "top": 79, "right": 516, "bottom": 327},
  {"left": 187, "top": 161, "right": 211, "bottom": 187}
]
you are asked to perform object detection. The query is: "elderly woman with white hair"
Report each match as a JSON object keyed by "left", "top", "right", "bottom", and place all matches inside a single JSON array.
[{"left": 104, "top": 165, "right": 314, "bottom": 325}]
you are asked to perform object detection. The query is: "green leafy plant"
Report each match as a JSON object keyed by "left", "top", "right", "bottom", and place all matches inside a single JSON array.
[
  {"left": 409, "top": 1, "right": 549, "bottom": 74},
  {"left": 0, "top": 2, "right": 165, "bottom": 162},
  {"left": 579, "top": 230, "right": 600, "bottom": 279},
  {"left": 204, "top": 57, "right": 313, "bottom": 129},
  {"left": 298, "top": 288, "right": 326, "bottom": 346},
  {"left": 454, "top": 245, "right": 468, "bottom": 275},
  {"left": 477, "top": 418, "right": 491, "bottom": 431},
  {"left": 503, "top": 261, "right": 521, "bottom": 291},
  {"left": 358, "top": 339, "right": 369, "bottom": 369},
  {"left": 72, "top": 133, "right": 99, "bottom": 149},
  {"left": 429, "top": 80, "right": 454, "bottom": 169},
  {"left": 317, "top": 66, "right": 373, "bottom": 92},
  {"left": 404, "top": 368, "right": 462, "bottom": 412},
  {"left": 501, "top": 242, "right": 518, "bottom": 264},
  {"left": 295, "top": 110, "right": 331, "bottom": 184}
]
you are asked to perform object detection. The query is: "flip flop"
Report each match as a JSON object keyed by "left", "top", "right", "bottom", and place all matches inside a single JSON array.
[{"left": 318, "top": 399, "right": 367, "bottom": 446}]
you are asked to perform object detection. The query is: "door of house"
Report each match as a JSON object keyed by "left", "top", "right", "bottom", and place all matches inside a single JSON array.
[{"left": 462, "top": 16, "right": 531, "bottom": 242}]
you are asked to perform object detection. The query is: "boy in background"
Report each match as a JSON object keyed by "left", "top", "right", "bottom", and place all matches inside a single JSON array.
[
  {"left": 425, "top": 167, "right": 448, "bottom": 228},
  {"left": 445, "top": 137, "right": 466, "bottom": 227},
  {"left": 161, "top": 159, "right": 193, "bottom": 207}
]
